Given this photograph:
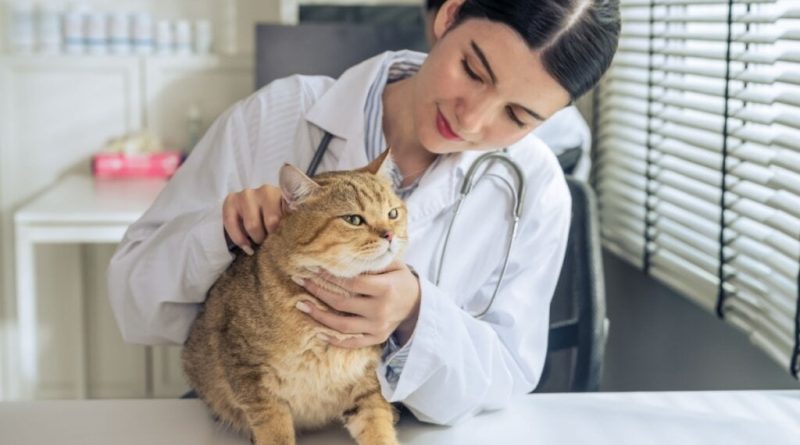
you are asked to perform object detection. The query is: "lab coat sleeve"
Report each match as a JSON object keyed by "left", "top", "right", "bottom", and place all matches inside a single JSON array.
[
  {"left": 106, "top": 77, "right": 307, "bottom": 344},
  {"left": 108, "top": 76, "right": 318, "bottom": 344},
  {"left": 377, "top": 168, "right": 572, "bottom": 425},
  {"left": 106, "top": 103, "right": 248, "bottom": 344}
]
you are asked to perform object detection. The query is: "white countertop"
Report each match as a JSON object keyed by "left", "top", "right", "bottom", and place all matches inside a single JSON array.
[
  {"left": 15, "top": 175, "right": 166, "bottom": 224},
  {"left": 1, "top": 391, "right": 798, "bottom": 445}
]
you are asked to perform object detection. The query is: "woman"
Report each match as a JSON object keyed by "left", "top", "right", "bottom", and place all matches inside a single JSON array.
[
  {"left": 423, "top": 0, "right": 594, "bottom": 180},
  {"left": 108, "top": 0, "right": 620, "bottom": 425}
]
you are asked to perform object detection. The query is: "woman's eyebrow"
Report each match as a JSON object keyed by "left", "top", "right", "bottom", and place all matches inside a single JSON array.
[{"left": 471, "top": 40, "right": 547, "bottom": 122}]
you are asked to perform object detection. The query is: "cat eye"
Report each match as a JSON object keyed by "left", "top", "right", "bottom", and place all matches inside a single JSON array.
[
  {"left": 388, "top": 208, "right": 399, "bottom": 219},
  {"left": 343, "top": 215, "right": 364, "bottom": 226}
]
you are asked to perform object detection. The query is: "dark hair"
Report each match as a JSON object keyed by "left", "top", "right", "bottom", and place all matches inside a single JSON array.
[
  {"left": 426, "top": 0, "right": 448, "bottom": 11},
  {"left": 426, "top": 0, "right": 620, "bottom": 101}
]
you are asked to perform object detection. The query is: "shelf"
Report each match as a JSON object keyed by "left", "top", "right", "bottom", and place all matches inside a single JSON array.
[{"left": 0, "top": 53, "right": 253, "bottom": 65}]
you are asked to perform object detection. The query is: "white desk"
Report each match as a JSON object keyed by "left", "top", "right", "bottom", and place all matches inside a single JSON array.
[
  {"left": 12, "top": 175, "right": 166, "bottom": 399},
  {"left": 0, "top": 391, "right": 798, "bottom": 444}
]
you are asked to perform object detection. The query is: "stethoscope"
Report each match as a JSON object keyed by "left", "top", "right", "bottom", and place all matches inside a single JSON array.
[{"left": 307, "top": 132, "right": 526, "bottom": 319}]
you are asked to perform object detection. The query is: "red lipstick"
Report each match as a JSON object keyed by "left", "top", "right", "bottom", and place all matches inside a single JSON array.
[{"left": 436, "top": 109, "right": 462, "bottom": 141}]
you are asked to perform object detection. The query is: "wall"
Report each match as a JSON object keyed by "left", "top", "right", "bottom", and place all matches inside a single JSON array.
[{"left": 601, "top": 250, "right": 800, "bottom": 391}]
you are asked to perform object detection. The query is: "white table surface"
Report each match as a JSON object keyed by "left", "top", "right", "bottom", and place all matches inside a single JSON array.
[
  {"left": 1, "top": 391, "right": 798, "bottom": 445},
  {"left": 15, "top": 174, "right": 167, "bottom": 224}
]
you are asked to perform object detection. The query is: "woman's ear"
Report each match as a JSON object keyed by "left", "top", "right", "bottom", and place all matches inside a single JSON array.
[
  {"left": 432, "top": 0, "right": 466, "bottom": 41},
  {"left": 279, "top": 164, "right": 319, "bottom": 210}
]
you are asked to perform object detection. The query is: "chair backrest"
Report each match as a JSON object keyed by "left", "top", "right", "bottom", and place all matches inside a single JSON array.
[
  {"left": 557, "top": 146, "right": 583, "bottom": 175},
  {"left": 255, "top": 23, "right": 424, "bottom": 90},
  {"left": 535, "top": 177, "right": 607, "bottom": 392}
]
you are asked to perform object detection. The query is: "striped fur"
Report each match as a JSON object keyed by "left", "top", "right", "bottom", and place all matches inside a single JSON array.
[{"left": 183, "top": 153, "right": 405, "bottom": 445}]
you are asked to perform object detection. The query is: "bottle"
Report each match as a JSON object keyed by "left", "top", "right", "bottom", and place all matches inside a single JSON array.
[
  {"left": 219, "top": 0, "right": 237, "bottom": 55},
  {"left": 37, "top": 2, "right": 62, "bottom": 54},
  {"left": 186, "top": 105, "right": 202, "bottom": 153},
  {"left": 155, "top": 19, "right": 173, "bottom": 55},
  {"left": 63, "top": 2, "right": 87, "bottom": 55},
  {"left": 174, "top": 19, "right": 192, "bottom": 55},
  {"left": 9, "top": 1, "right": 35, "bottom": 54},
  {"left": 85, "top": 11, "right": 108, "bottom": 55},
  {"left": 108, "top": 12, "right": 131, "bottom": 55},
  {"left": 131, "top": 12, "right": 153, "bottom": 55},
  {"left": 194, "top": 19, "right": 212, "bottom": 54}
]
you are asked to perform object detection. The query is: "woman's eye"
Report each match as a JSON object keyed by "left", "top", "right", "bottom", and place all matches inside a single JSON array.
[
  {"left": 461, "top": 58, "right": 483, "bottom": 83},
  {"left": 507, "top": 107, "right": 526, "bottom": 128},
  {"left": 343, "top": 215, "right": 364, "bottom": 226},
  {"left": 388, "top": 208, "right": 398, "bottom": 219}
]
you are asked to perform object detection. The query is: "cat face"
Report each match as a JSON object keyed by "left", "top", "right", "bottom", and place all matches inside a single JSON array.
[{"left": 278, "top": 152, "right": 408, "bottom": 277}]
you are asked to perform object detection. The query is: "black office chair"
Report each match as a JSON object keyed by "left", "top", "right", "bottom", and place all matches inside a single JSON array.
[
  {"left": 557, "top": 146, "right": 583, "bottom": 176},
  {"left": 535, "top": 178, "right": 607, "bottom": 392}
]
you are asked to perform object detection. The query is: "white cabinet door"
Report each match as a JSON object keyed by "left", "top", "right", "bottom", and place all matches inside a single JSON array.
[{"left": 0, "top": 56, "right": 142, "bottom": 400}]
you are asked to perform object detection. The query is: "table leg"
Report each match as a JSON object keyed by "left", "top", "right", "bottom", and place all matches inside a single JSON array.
[
  {"left": 14, "top": 227, "right": 37, "bottom": 400},
  {"left": 78, "top": 244, "right": 88, "bottom": 399}
]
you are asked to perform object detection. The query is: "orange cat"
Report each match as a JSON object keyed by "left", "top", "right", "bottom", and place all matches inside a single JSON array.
[{"left": 182, "top": 151, "right": 405, "bottom": 445}]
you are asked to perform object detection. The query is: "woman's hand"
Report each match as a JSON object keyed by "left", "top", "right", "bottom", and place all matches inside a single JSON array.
[
  {"left": 222, "top": 185, "right": 285, "bottom": 255},
  {"left": 294, "top": 260, "right": 422, "bottom": 348}
]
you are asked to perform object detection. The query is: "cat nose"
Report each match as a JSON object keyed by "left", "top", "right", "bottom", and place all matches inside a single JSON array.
[{"left": 381, "top": 231, "right": 393, "bottom": 242}]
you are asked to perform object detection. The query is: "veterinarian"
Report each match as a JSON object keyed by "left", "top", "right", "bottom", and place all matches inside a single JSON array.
[
  {"left": 422, "top": 0, "right": 594, "bottom": 180},
  {"left": 108, "top": 0, "right": 620, "bottom": 426}
]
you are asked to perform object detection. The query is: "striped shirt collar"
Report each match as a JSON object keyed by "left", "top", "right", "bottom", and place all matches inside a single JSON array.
[{"left": 363, "top": 51, "right": 427, "bottom": 198}]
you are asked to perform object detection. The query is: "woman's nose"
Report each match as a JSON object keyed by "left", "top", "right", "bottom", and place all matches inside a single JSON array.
[{"left": 456, "top": 95, "right": 495, "bottom": 136}]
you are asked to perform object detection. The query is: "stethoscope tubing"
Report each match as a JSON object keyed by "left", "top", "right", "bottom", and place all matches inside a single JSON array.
[{"left": 307, "top": 132, "right": 526, "bottom": 318}]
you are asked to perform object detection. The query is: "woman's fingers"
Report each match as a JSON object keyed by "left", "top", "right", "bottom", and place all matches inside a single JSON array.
[
  {"left": 316, "top": 264, "right": 400, "bottom": 297},
  {"left": 223, "top": 195, "right": 255, "bottom": 255},
  {"left": 300, "top": 277, "right": 371, "bottom": 316},
  {"left": 325, "top": 334, "right": 383, "bottom": 349},
  {"left": 222, "top": 185, "right": 284, "bottom": 255},
  {"left": 259, "top": 185, "right": 284, "bottom": 233},
  {"left": 296, "top": 300, "right": 370, "bottom": 335},
  {"left": 240, "top": 190, "right": 267, "bottom": 245}
]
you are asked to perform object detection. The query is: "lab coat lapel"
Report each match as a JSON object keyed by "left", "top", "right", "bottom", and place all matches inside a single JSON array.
[
  {"left": 405, "top": 151, "right": 483, "bottom": 226},
  {"left": 304, "top": 52, "right": 398, "bottom": 171}
]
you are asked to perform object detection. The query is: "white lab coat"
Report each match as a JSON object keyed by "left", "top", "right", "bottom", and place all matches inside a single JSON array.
[{"left": 107, "top": 51, "right": 571, "bottom": 425}]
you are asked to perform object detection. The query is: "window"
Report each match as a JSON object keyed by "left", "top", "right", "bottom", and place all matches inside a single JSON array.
[{"left": 594, "top": 0, "right": 800, "bottom": 377}]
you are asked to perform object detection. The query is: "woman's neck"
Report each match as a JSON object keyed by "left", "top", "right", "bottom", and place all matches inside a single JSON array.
[{"left": 382, "top": 77, "right": 439, "bottom": 187}]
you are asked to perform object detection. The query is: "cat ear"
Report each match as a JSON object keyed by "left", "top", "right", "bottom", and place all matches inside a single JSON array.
[
  {"left": 359, "top": 148, "right": 394, "bottom": 181},
  {"left": 279, "top": 164, "right": 319, "bottom": 210}
]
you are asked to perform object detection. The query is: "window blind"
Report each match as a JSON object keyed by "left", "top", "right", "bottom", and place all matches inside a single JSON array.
[{"left": 594, "top": 0, "right": 800, "bottom": 378}]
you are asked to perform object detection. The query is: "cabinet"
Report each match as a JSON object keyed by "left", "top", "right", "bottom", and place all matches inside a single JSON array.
[{"left": 0, "top": 54, "right": 253, "bottom": 400}]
